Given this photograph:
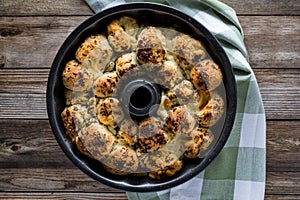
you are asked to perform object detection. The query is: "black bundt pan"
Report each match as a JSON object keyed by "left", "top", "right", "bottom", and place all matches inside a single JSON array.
[{"left": 47, "top": 3, "right": 237, "bottom": 192}]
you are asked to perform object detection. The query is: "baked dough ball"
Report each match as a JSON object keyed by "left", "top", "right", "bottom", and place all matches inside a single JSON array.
[
  {"left": 190, "top": 59, "right": 223, "bottom": 92},
  {"left": 61, "top": 105, "right": 91, "bottom": 141},
  {"left": 136, "top": 27, "right": 167, "bottom": 68},
  {"left": 62, "top": 60, "right": 93, "bottom": 91},
  {"left": 164, "top": 105, "right": 196, "bottom": 135},
  {"left": 200, "top": 128, "right": 215, "bottom": 151},
  {"left": 115, "top": 52, "right": 138, "bottom": 77},
  {"left": 75, "top": 135, "right": 93, "bottom": 158},
  {"left": 60, "top": 16, "right": 226, "bottom": 179},
  {"left": 78, "top": 123, "right": 115, "bottom": 160},
  {"left": 156, "top": 60, "right": 184, "bottom": 89},
  {"left": 172, "top": 33, "right": 206, "bottom": 71},
  {"left": 196, "top": 93, "right": 224, "bottom": 127},
  {"left": 173, "top": 80, "right": 196, "bottom": 104},
  {"left": 139, "top": 150, "right": 183, "bottom": 179},
  {"left": 75, "top": 35, "right": 113, "bottom": 73},
  {"left": 103, "top": 144, "right": 139, "bottom": 174},
  {"left": 93, "top": 72, "right": 118, "bottom": 98},
  {"left": 97, "top": 97, "right": 124, "bottom": 128},
  {"left": 108, "top": 16, "right": 138, "bottom": 52},
  {"left": 165, "top": 90, "right": 179, "bottom": 108},
  {"left": 156, "top": 92, "right": 173, "bottom": 120},
  {"left": 117, "top": 119, "right": 138, "bottom": 147},
  {"left": 64, "top": 90, "right": 91, "bottom": 106},
  {"left": 138, "top": 117, "right": 169, "bottom": 153},
  {"left": 183, "top": 127, "right": 212, "bottom": 158}
]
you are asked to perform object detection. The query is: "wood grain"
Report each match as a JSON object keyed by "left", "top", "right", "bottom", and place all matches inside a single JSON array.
[
  {"left": 0, "top": 16, "right": 299, "bottom": 70},
  {"left": 0, "top": 0, "right": 299, "bottom": 16},
  {"left": 0, "top": 0, "right": 93, "bottom": 16},
  {"left": 0, "top": 68, "right": 299, "bottom": 119},
  {"left": 266, "top": 172, "right": 300, "bottom": 195},
  {"left": 266, "top": 121, "right": 300, "bottom": 172},
  {"left": 239, "top": 16, "right": 300, "bottom": 69},
  {"left": 0, "top": 168, "right": 299, "bottom": 195},
  {"left": 254, "top": 69, "right": 300, "bottom": 120},
  {"left": 0, "top": 17, "right": 85, "bottom": 70},
  {"left": 0, "top": 168, "right": 120, "bottom": 192},
  {"left": 0, "top": 119, "right": 73, "bottom": 169},
  {"left": 0, "top": 120, "right": 299, "bottom": 171},
  {"left": 265, "top": 196, "right": 300, "bottom": 200},
  {"left": 0, "top": 0, "right": 299, "bottom": 198}
]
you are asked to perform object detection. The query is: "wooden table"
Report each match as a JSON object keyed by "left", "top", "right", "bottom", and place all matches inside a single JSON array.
[{"left": 0, "top": 0, "right": 299, "bottom": 199}]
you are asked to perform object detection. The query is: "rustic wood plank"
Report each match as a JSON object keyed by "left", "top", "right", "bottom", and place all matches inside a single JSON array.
[
  {"left": 0, "top": 168, "right": 299, "bottom": 195},
  {"left": 0, "top": 93, "right": 47, "bottom": 119},
  {"left": 0, "top": 120, "right": 299, "bottom": 171},
  {"left": 265, "top": 195, "right": 300, "bottom": 200},
  {"left": 239, "top": 16, "right": 300, "bottom": 69},
  {"left": 0, "top": 0, "right": 299, "bottom": 16},
  {"left": 0, "top": 69, "right": 48, "bottom": 94},
  {"left": 0, "top": 0, "right": 93, "bottom": 16},
  {"left": 266, "top": 172, "right": 300, "bottom": 195},
  {"left": 0, "top": 193, "right": 127, "bottom": 200},
  {"left": 222, "top": 0, "right": 300, "bottom": 15},
  {"left": 0, "top": 17, "right": 86, "bottom": 70},
  {"left": 266, "top": 121, "right": 300, "bottom": 172},
  {"left": 0, "top": 16, "right": 299, "bottom": 69},
  {"left": 0, "top": 119, "right": 74, "bottom": 168},
  {"left": 0, "top": 68, "right": 299, "bottom": 119},
  {"left": 254, "top": 69, "right": 300, "bottom": 120},
  {"left": 0, "top": 168, "right": 122, "bottom": 192}
]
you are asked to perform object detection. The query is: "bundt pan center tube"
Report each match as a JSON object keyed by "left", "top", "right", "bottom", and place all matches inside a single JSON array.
[
  {"left": 47, "top": 3, "right": 237, "bottom": 192},
  {"left": 121, "top": 78, "right": 161, "bottom": 120}
]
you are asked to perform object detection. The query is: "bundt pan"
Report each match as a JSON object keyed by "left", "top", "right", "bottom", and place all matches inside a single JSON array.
[{"left": 47, "top": 3, "right": 236, "bottom": 192}]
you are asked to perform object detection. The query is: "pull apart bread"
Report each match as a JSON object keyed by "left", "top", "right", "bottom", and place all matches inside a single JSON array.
[{"left": 60, "top": 16, "right": 224, "bottom": 179}]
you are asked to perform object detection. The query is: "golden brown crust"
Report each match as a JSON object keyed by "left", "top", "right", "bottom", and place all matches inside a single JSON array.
[
  {"left": 64, "top": 90, "right": 90, "bottom": 106},
  {"left": 164, "top": 105, "right": 196, "bottom": 135},
  {"left": 190, "top": 59, "right": 223, "bottom": 92},
  {"left": 139, "top": 150, "right": 183, "bottom": 179},
  {"left": 119, "top": 119, "right": 138, "bottom": 136},
  {"left": 201, "top": 129, "right": 215, "bottom": 151},
  {"left": 93, "top": 72, "right": 118, "bottom": 98},
  {"left": 107, "top": 16, "right": 138, "bottom": 52},
  {"left": 183, "top": 127, "right": 207, "bottom": 158},
  {"left": 117, "top": 119, "right": 138, "bottom": 147},
  {"left": 97, "top": 98, "right": 124, "bottom": 128},
  {"left": 75, "top": 136, "right": 93, "bottom": 158},
  {"left": 136, "top": 27, "right": 167, "bottom": 67},
  {"left": 60, "top": 16, "right": 226, "bottom": 179},
  {"left": 138, "top": 117, "right": 168, "bottom": 152},
  {"left": 172, "top": 34, "right": 206, "bottom": 71},
  {"left": 108, "top": 20, "right": 132, "bottom": 52},
  {"left": 164, "top": 90, "right": 179, "bottom": 108},
  {"left": 155, "top": 60, "right": 184, "bottom": 89},
  {"left": 75, "top": 35, "right": 113, "bottom": 73},
  {"left": 62, "top": 60, "right": 93, "bottom": 91},
  {"left": 197, "top": 93, "right": 224, "bottom": 127},
  {"left": 103, "top": 144, "right": 139, "bottom": 173},
  {"left": 115, "top": 52, "right": 138, "bottom": 77},
  {"left": 61, "top": 105, "right": 91, "bottom": 141},
  {"left": 173, "top": 80, "right": 196, "bottom": 104},
  {"left": 78, "top": 123, "right": 115, "bottom": 160}
]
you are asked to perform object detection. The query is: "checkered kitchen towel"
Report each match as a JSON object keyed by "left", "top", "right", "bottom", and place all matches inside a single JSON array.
[{"left": 84, "top": 0, "right": 266, "bottom": 199}]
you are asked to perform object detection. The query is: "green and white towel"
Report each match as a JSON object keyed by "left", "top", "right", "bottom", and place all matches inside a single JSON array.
[{"left": 84, "top": 0, "right": 266, "bottom": 199}]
